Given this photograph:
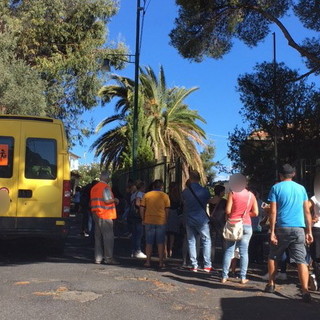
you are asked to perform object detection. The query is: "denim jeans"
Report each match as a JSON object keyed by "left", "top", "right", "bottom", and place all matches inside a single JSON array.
[
  {"left": 131, "top": 221, "right": 143, "bottom": 253},
  {"left": 222, "top": 225, "right": 252, "bottom": 279},
  {"left": 186, "top": 222, "right": 212, "bottom": 269},
  {"left": 145, "top": 224, "right": 166, "bottom": 245},
  {"left": 210, "top": 225, "right": 225, "bottom": 264}
]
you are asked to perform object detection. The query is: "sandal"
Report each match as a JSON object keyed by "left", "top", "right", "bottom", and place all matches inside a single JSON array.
[
  {"left": 264, "top": 283, "right": 275, "bottom": 293},
  {"left": 302, "top": 292, "right": 311, "bottom": 303}
]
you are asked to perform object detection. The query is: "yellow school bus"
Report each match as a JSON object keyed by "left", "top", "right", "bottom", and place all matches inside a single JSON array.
[{"left": 0, "top": 115, "right": 71, "bottom": 251}]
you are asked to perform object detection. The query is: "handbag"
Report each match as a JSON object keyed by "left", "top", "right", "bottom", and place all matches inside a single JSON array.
[{"left": 223, "top": 192, "right": 252, "bottom": 241}]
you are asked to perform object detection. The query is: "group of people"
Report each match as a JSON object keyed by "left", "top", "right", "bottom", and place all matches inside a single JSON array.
[{"left": 77, "top": 163, "right": 320, "bottom": 303}]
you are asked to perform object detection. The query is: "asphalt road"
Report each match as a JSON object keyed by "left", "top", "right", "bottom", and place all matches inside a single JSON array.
[{"left": 0, "top": 218, "right": 320, "bottom": 320}]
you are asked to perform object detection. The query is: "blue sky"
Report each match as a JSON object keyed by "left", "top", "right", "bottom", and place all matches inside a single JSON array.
[{"left": 72, "top": 0, "right": 319, "bottom": 180}]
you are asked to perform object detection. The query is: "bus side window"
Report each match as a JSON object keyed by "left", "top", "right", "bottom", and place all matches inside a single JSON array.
[{"left": 25, "top": 138, "right": 57, "bottom": 180}]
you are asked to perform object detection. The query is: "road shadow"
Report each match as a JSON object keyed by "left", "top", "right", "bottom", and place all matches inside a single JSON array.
[
  {"left": 162, "top": 270, "right": 263, "bottom": 293},
  {"left": 0, "top": 216, "right": 95, "bottom": 265},
  {"left": 220, "top": 294, "right": 320, "bottom": 320}
]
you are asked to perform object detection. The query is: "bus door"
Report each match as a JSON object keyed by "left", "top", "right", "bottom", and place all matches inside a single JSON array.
[
  {"left": 16, "top": 121, "right": 61, "bottom": 220},
  {"left": 0, "top": 128, "right": 21, "bottom": 227}
]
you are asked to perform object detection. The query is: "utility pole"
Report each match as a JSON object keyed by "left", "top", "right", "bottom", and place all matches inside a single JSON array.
[
  {"left": 273, "top": 32, "right": 279, "bottom": 181},
  {"left": 132, "top": 0, "right": 142, "bottom": 180}
]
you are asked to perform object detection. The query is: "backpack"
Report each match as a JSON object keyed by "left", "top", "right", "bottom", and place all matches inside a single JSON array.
[
  {"left": 80, "top": 182, "right": 94, "bottom": 209},
  {"left": 127, "top": 192, "right": 142, "bottom": 222}
]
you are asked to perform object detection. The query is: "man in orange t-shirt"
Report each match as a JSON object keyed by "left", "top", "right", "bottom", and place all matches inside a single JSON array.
[{"left": 140, "top": 179, "right": 170, "bottom": 268}]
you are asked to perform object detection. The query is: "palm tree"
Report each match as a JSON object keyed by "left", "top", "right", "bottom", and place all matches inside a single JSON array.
[
  {"left": 90, "top": 120, "right": 131, "bottom": 169},
  {"left": 98, "top": 75, "right": 135, "bottom": 118},
  {"left": 140, "top": 66, "right": 206, "bottom": 176},
  {"left": 92, "top": 65, "right": 207, "bottom": 179},
  {"left": 91, "top": 74, "right": 152, "bottom": 169}
]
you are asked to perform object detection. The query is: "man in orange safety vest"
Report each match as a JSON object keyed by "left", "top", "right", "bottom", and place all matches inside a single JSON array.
[{"left": 90, "top": 171, "right": 119, "bottom": 264}]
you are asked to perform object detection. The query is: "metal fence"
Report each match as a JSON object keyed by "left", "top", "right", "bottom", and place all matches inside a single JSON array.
[
  {"left": 112, "top": 157, "right": 183, "bottom": 195},
  {"left": 295, "top": 158, "right": 320, "bottom": 196}
]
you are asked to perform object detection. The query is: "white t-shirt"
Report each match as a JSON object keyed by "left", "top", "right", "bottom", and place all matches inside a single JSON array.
[{"left": 311, "top": 196, "right": 320, "bottom": 228}]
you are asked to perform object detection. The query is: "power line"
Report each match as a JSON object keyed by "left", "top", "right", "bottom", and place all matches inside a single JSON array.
[
  {"left": 139, "top": 0, "right": 152, "bottom": 53},
  {"left": 144, "top": 0, "right": 152, "bottom": 12}
]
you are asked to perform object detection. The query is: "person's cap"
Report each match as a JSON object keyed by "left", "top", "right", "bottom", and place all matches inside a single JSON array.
[{"left": 279, "top": 164, "right": 295, "bottom": 175}]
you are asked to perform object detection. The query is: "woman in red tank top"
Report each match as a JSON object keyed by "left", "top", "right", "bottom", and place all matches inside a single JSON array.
[{"left": 221, "top": 173, "right": 258, "bottom": 284}]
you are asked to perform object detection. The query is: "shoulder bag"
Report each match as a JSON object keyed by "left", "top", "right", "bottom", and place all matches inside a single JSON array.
[
  {"left": 127, "top": 191, "right": 142, "bottom": 222},
  {"left": 223, "top": 192, "right": 252, "bottom": 241},
  {"left": 188, "top": 185, "right": 210, "bottom": 218}
]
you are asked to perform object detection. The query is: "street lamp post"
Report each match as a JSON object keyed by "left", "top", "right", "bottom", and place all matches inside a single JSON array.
[
  {"left": 273, "top": 32, "right": 279, "bottom": 181},
  {"left": 132, "top": 0, "right": 142, "bottom": 180}
]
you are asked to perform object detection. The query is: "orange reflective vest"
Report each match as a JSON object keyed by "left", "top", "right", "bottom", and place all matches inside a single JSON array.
[{"left": 90, "top": 182, "right": 117, "bottom": 220}]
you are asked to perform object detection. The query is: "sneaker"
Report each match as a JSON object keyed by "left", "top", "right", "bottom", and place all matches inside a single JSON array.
[
  {"left": 264, "top": 284, "right": 275, "bottom": 293},
  {"left": 190, "top": 267, "right": 198, "bottom": 272},
  {"left": 276, "top": 272, "right": 287, "bottom": 281},
  {"left": 94, "top": 260, "right": 102, "bottom": 264},
  {"left": 105, "top": 259, "right": 119, "bottom": 265},
  {"left": 309, "top": 274, "right": 318, "bottom": 291},
  {"left": 134, "top": 251, "right": 147, "bottom": 259},
  {"left": 302, "top": 292, "right": 312, "bottom": 303},
  {"left": 122, "top": 232, "right": 132, "bottom": 238},
  {"left": 203, "top": 267, "right": 214, "bottom": 273}
]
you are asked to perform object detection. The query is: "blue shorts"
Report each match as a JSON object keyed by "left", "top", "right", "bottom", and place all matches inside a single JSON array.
[
  {"left": 145, "top": 224, "right": 166, "bottom": 245},
  {"left": 268, "top": 227, "right": 307, "bottom": 264}
]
